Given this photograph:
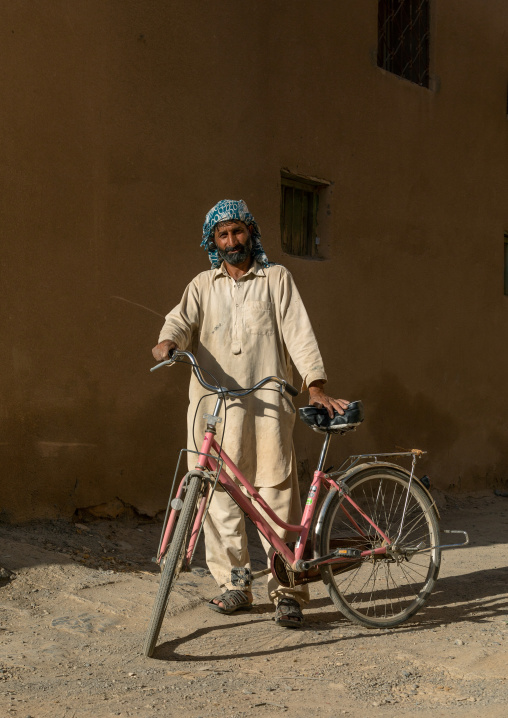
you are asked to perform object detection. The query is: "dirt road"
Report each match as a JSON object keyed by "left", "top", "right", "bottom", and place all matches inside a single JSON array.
[{"left": 1, "top": 491, "right": 507, "bottom": 718}]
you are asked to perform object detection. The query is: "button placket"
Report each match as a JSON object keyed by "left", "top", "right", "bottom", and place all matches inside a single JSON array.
[{"left": 231, "top": 280, "right": 241, "bottom": 354}]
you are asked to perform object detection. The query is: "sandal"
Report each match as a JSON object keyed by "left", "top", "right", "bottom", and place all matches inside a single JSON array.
[
  {"left": 207, "top": 589, "right": 253, "bottom": 615},
  {"left": 274, "top": 597, "right": 304, "bottom": 628}
]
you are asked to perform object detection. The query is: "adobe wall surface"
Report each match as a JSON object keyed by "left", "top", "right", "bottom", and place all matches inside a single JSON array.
[{"left": 1, "top": 0, "right": 507, "bottom": 520}]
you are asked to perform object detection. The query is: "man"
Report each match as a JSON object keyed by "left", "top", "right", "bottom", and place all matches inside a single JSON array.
[{"left": 152, "top": 199, "right": 348, "bottom": 628}]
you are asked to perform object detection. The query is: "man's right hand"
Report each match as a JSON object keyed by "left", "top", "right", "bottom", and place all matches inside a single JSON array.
[{"left": 152, "top": 340, "right": 178, "bottom": 361}]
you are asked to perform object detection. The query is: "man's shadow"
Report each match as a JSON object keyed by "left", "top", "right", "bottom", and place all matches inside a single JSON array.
[{"left": 152, "top": 563, "right": 508, "bottom": 662}]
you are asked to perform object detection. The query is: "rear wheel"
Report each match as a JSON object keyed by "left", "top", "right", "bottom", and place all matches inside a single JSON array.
[
  {"left": 319, "top": 467, "right": 440, "bottom": 628},
  {"left": 143, "top": 473, "right": 203, "bottom": 657}
]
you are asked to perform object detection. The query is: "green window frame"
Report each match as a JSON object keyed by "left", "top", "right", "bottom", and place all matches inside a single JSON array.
[{"left": 280, "top": 171, "right": 326, "bottom": 258}]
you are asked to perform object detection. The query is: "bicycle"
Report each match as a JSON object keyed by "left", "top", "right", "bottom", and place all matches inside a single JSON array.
[{"left": 143, "top": 350, "right": 468, "bottom": 657}]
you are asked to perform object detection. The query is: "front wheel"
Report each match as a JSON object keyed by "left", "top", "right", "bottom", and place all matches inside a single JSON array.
[
  {"left": 319, "top": 467, "right": 441, "bottom": 628},
  {"left": 143, "top": 473, "right": 203, "bottom": 657}
]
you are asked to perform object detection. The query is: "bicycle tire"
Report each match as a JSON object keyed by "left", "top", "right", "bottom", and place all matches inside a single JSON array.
[
  {"left": 319, "top": 466, "right": 441, "bottom": 628},
  {"left": 143, "top": 473, "right": 203, "bottom": 657}
]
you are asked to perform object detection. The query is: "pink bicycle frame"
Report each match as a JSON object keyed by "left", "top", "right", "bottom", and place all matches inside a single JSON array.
[{"left": 158, "top": 429, "right": 390, "bottom": 571}]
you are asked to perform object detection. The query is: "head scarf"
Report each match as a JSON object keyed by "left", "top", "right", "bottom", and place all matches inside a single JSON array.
[{"left": 201, "top": 199, "right": 275, "bottom": 269}]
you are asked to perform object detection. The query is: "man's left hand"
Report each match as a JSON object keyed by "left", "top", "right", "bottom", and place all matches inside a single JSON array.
[{"left": 308, "top": 380, "right": 349, "bottom": 418}]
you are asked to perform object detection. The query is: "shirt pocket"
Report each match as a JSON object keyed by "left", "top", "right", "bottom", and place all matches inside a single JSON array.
[{"left": 244, "top": 300, "right": 275, "bottom": 335}]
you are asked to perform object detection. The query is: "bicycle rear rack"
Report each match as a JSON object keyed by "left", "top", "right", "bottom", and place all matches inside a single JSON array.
[{"left": 414, "top": 529, "right": 470, "bottom": 553}]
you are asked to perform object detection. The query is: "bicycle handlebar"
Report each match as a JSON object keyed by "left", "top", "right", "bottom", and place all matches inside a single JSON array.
[{"left": 151, "top": 350, "right": 299, "bottom": 398}]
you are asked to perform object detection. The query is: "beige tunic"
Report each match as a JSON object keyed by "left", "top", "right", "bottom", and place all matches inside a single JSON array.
[{"left": 158, "top": 260, "right": 327, "bottom": 487}]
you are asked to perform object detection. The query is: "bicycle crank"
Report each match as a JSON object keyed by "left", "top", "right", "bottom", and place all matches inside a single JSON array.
[{"left": 295, "top": 547, "right": 362, "bottom": 572}]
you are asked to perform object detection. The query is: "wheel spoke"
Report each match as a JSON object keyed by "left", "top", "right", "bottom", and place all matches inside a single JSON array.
[{"left": 320, "top": 469, "right": 440, "bottom": 628}]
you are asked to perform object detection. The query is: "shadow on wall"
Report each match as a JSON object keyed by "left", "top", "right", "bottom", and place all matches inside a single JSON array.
[
  {"left": 485, "top": 427, "right": 508, "bottom": 490},
  {"left": 363, "top": 369, "right": 462, "bottom": 466},
  {"left": 362, "top": 372, "right": 508, "bottom": 491},
  {"left": 293, "top": 371, "right": 463, "bottom": 495}
]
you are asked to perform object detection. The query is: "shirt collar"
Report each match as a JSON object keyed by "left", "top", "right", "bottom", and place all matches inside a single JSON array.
[{"left": 212, "top": 259, "right": 266, "bottom": 281}]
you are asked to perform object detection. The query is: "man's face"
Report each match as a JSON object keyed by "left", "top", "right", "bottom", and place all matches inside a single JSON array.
[{"left": 214, "top": 220, "right": 253, "bottom": 266}]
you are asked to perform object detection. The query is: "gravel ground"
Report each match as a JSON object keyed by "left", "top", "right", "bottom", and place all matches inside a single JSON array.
[{"left": 0, "top": 491, "right": 507, "bottom": 718}]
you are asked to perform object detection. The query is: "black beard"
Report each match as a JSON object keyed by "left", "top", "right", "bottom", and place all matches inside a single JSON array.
[{"left": 217, "top": 236, "right": 252, "bottom": 265}]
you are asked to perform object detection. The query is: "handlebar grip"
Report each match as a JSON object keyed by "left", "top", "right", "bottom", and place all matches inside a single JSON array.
[
  {"left": 285, "top": 383, "right": 299, "bottom": 397},
  {"left": 150, "top": 361, "right": 170, "bottom": 372},
  {"left": 150, "top": 349, "right": 176, "bottom": 372}
]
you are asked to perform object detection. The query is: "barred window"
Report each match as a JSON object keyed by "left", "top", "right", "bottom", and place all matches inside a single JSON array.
[
  {"left": 280, "top": 171, "right": 327, "bottom": 258},
  {"left": 378, "top": 0, "right": 430, "bottom": 88}
]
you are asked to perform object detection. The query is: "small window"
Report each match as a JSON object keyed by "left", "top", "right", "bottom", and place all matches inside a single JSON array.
[
  {"left": 504, "top": 233, "right": 508, "bottom": 295},
  {"left": 280, "top": 171, "right": 328, "bottom": 258},
  {"left": 377, "top": 0, "right": 430, "bottom": 88}
]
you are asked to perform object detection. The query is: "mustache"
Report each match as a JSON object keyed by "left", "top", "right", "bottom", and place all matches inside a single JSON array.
[{"left": 223, "top": 244, "right": 246, "bottom": 253}]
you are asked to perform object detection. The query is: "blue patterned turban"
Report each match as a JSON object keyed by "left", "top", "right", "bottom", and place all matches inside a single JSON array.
[{"left": 201, "top": 199, "right": 275, "bottom": 269}]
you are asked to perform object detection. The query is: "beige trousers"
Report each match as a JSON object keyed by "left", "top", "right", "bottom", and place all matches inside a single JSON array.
[{"left": 202, "top": 467, "right": 310, "bottom": 607}]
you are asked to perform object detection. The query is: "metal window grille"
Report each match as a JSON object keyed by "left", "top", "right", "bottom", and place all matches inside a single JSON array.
[
  {"left": 378, "top": 0, "right": 430, "bottom": 87},
  {"left": 280, "top": 173, "right": 321, "bottom": 258}
]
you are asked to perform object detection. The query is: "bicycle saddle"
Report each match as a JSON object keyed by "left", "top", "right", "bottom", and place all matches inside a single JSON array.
[{"left": 299, "top": 401, "right": 364, "bottom": 434}]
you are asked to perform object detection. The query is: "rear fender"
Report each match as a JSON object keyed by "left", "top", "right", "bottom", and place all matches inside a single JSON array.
[{"left": 313, "top": 462, "right": 440, "bottom": 559}]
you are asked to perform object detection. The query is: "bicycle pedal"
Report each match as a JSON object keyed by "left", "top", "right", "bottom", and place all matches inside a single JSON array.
[{"left": 334, "top": 548, "right": 362, "bottom": 559}]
